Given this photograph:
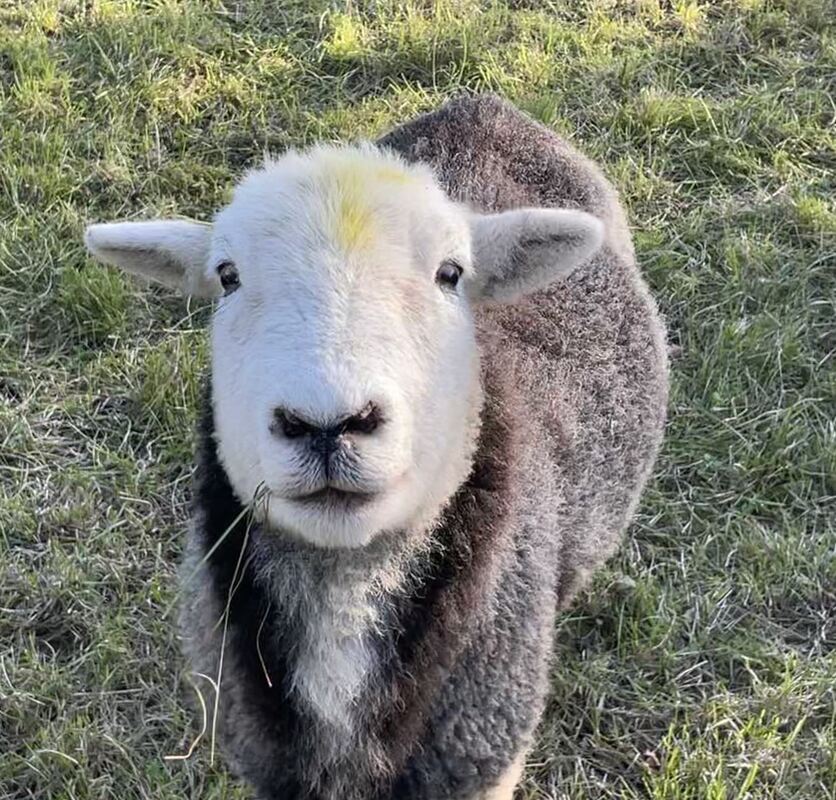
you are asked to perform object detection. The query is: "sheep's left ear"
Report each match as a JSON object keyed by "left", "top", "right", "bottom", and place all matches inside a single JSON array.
[
  {"left": 84, "top": 220, "right": 219, "bottom": 298},
  {"left": 468, "top": 208, "right": 604, "bottom": 304}
]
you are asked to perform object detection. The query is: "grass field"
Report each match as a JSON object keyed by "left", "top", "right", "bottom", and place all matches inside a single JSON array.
[{"left": 1, "top": 1, "right": 834, "bottom": 798}]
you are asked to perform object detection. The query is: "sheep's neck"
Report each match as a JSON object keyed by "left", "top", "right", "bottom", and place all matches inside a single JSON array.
[{"left": 248, "top": 524, "right": 431, "bottom": 734}]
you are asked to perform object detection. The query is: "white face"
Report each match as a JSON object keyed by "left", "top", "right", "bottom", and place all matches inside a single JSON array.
[
  {"left": 208, "top": 147, "right": 480, "bottom": 547},
  {"left": 84, "top": 143, "right": 605, "bottom": 548}
]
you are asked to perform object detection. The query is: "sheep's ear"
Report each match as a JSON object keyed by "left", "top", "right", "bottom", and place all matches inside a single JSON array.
[
  {"left": 468, "top": 208, "right": 604, "bottom": 304},
  {"left": 84, "top": 220, "right": 219, "bottom": 298}
]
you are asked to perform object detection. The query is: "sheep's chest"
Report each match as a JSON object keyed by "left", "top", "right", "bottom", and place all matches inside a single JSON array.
[
  {"left": 287, "top": 578, "right": 378, "bottom": 731},
  {"left": 254, "top": 534, "right": 410, "bottom": 737}
]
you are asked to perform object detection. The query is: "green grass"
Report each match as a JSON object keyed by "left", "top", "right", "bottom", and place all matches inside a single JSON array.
[{"left": 1, "top": 1, "right": 833, "bottom": 798}]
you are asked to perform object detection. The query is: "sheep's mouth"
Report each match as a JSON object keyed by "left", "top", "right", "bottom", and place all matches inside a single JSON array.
[{"left": 289, "top": 487, "right": 376, "bottom": 510}]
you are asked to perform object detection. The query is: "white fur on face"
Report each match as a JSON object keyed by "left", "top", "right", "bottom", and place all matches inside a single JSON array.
[{"left": 210, "top": 145, "right": 481, "bottom": 548}]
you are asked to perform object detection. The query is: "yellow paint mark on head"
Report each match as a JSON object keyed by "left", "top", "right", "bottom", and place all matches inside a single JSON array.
[
  {"left": 324, "top": 151, "right": 415, "bottom": 252},
  {"left": 335, "top": 171, "right": 374, "bottom": 250},
  {"left": 374, "top": 165, "right": 414, "bottom": 185}
]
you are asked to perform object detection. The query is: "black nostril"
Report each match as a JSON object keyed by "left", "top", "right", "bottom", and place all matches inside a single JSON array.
[
  {"left": 272, "top": 409, "right": 314, "bottom": 439},
  {"left": 271, "top": 403, "right": 383, "bottom": 441},
  {"left": 342, "top": 402, "right": 383, "bottom": 435}
]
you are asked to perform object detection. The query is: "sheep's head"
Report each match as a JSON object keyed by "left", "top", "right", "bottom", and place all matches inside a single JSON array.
[{"left": 85, "top": 144, "right": 603, "bottom": 548}]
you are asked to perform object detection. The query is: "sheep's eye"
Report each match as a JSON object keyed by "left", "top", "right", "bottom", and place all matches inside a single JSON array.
[
  {"left": 435, "top": 260, "right": 462, "bottom": 290},
  {"left": 217, "top": 261, "right": 240, "bottom": 295}
]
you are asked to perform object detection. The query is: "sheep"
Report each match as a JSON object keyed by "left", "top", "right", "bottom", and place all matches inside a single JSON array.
[{"left": 83, "top": 94, "right": 669, "bottom": 800}]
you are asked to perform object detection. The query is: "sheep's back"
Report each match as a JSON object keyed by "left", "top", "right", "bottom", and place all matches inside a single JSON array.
[{"left": 379, "top": 94, "right": 669, "bottom": 604}]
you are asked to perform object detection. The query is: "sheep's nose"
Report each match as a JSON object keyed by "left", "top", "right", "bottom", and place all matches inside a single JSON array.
[{"left": 270, "top": 403, "right": 383, "bottom": 445}]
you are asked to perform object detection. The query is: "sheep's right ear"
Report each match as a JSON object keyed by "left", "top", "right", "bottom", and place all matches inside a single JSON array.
[{"left": 84, "top": 220, "right": 219, "bottom": 298}]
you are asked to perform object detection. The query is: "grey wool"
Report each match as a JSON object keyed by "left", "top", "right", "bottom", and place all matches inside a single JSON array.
[{"left": 178, "top": 94, "right": 669, "bottom": 800}]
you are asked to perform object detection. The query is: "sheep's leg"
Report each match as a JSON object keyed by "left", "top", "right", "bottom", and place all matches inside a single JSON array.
[{"left": 474, "top": 753, "right": 526, "bottom": 800}]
